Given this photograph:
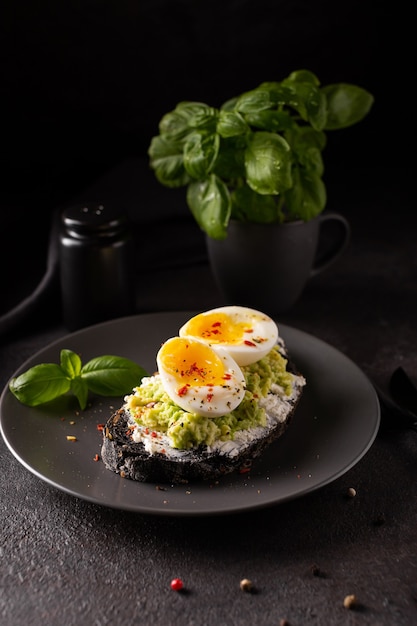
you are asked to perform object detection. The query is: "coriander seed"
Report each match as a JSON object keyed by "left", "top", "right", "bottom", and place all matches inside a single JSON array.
[
  {"left": 240, "top": 578, "right": 252, "bottom": 592},
  {"left": 343, "top": 594, "right": 357, "bottom": 609}
]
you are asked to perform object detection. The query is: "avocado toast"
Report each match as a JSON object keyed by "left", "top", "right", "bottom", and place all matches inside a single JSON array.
[{"left": 101, "top": 307, "right": 306, "bottom": 484}]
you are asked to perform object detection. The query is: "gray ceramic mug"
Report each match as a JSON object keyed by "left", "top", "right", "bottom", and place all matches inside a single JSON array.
[{"left": 206, "top": 212, "right": 350, "bottom": 315}]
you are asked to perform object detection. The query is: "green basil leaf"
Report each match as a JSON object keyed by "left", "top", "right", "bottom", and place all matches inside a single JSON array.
[
  {"left": 158, "top": 105, "right": 194, "bottom": 140},
  {"left": 284, "top": 167, "right": 326, "bottom": 220},
  {"left": 60, "top": 349, "right": 82, "bottom": 377},
  {"left": 285, "top": 69, "right": 321, "bottom": 86},
  {"left": 9, "top": 364, "right": 71, "bottom": 407},
  {"left": 244, "top": 110, "right": 295, "bottom": 133},
  {"left": 280, "top": 80, "right": 327, "bottom": 130},
  {"left": 322, "top": 84, "right": 374, "bottom": 130},
  {"left": 176, "top": 101, "right": 218, "bottom": 131},
  {"left": 70, "top": 377, "right": 89, "bottom": 411},
  {"left": 81, "top": 356, "right": 147, "bottom": 396},
  {"left": 220, "top": 96, "right": 239, "bottom": 111},
  {"left": 183, "top": 131, "right": 220, "bottom": 179},
  {"left": 148, "top": 135, "right": 191, "bottom": 188},
  {"left": 235, "top": 87, "right": 277, "bottom": 114},
  {"left": 212, "top": 136, "right": 246, "bottom": 180},
  {"left": 217, "top": 110, "right": 248, "bottom": 138},
  {"left": 232, "top": 185, "right": 279, "bottom": 223},
  {"left": 158, "top": 102, "right": 217, "bottom": 139},
  {"left": 245, "top": 132, "right": 292, "bottom": 195},
  {"left": 186, "top": 175, "right": 231, "bottom": 240},
  {"left": 296, "top": 146, "right": 324, "bottom": 177},
  {"left": 288, "top": 126, "right": 327, "bottom": 152}
]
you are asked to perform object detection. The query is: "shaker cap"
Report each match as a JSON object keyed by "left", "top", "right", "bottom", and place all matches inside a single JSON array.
[{"left": 61, "top": 202, "right": 128, "bottom": 238}]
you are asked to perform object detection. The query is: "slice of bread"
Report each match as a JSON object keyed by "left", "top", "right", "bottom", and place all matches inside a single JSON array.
[{"left": 101, "top": 339, "right": 305, "bottom": 484}]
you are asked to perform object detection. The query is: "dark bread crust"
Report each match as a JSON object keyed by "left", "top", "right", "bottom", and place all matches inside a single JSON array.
[{"left": 101, "top": 357, "right": 304, "bottom": 484}]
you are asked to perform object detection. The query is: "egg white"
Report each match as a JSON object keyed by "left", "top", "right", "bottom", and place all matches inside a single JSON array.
[
  {"left": 179, "top": 305, "right": 279, "bottom": 366},
  {"left": 156, "top": 336, "right": 246, "bottom": 418}
]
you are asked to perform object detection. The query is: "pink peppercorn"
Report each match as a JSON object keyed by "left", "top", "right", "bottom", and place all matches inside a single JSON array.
[{"left": 170, "top": 578, "right": 183, "bottom": 591}]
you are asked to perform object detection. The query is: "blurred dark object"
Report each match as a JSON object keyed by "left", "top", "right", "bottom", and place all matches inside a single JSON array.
[
  {"left": 376, "top": 368, "right": 417, "bottom": 433},
  {"left": 390, "top": 367, "right": 417, "bottom": 420},
  {"left": 0, "top": 210, "right": 60, "bottom": 338},
  {"left": 59, "top": 202, "right": 135, "bottom": 331}
]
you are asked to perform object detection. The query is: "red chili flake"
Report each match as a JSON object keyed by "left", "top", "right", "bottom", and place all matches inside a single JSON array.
[
  {"left": 223, "top": 373, "right": 232, "bottom": 380},
  {"left": 206, "top": 393, "right": 213, "bottom": 403},
  {"left": 126, "top": 429, "right": 132, "bottom": 436},
  {"left": 151, "top": 431, "right": 158, "bottom": 438},
  {"left": 97, "top": 423, "right": 104, "bottom": 431},
  {"left": 186, "top": 362, "right": 206, "bottom": 378},
  {"left": 244, "top": 340, "right": 257, "bottom": 347},
  {"left": 177, "top": 385, "right": 189, "bottom": 397},
  {"left": 239, "top": 467, "right": 251, "bottom": 474},
  {"left": 170, "top": 578, "right": 184, "bottom": 591},
  {"left": 212, "top": 321, "right": 222, "bottom": 328},
  {"left": 144, "top": 427, "right": 150, "bottom": 435},
  {"left": 244, "top": 328, "right": 254, "bottom": 333},
  {"left": 93, "top": 454, "right": 100, "bottom": 462}
]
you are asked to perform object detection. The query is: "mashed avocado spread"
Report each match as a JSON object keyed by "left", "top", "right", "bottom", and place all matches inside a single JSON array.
[{"left": 126, "top": 344, "right": 294, "bottom": 450}]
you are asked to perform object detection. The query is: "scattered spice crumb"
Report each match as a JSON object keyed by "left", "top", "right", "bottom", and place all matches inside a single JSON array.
[
  {"left": 93, "top": 454, "right": 100, "bottom": 462},
  {"left": 310, "top": 563, "right": 325, "bottom": 578},
  {"left": 279, "top": 619, "right": 291, "bottom": 626},
  {"left": 156, "top": 485, "right": 167, "bottom": 491},
  {"left": 343, "top": 594, "right": 357, "bottom": 609},
  {"left": 239, "top": 578, "right": 253, "bottom": 592},
  {"left": 69, "top": 420, "right": 76, "bottom": 425},
  {"left": 170, "top": 578, "right": 183, "bottom": 591},
  {"left": 346, "top": 487, "right": 356, "bottom": 498},
  {"left": 373, "top": 513, "right": 386, "bottom": 526},
  {"left": 66, "top": 435, "right": 77, "bottom": 442}
]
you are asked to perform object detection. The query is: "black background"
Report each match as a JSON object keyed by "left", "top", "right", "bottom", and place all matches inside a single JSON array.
[{"left": 0, "top": 0, "right": 413, "bottom": 209}]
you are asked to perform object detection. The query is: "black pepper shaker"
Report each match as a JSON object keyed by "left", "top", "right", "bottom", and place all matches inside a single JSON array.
[{"left": 59, "top": 202, "right": 135, "bottom": 331}]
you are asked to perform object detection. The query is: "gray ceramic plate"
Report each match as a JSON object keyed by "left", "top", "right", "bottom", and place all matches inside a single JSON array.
[{"left": 0, "top": 312, "right": 380, "bottom": 517}]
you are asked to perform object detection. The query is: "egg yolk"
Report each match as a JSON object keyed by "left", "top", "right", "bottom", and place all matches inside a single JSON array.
[
  {"left": 182, "top": 312, "right": 252, "bottom": 345},
  {"left": 159, "top": 337, "right": 228, "bottom": 387}
]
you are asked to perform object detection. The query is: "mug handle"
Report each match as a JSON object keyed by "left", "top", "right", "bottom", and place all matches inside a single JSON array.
[{"left": 311, "top": 212, "right": 351, "bottom": 276}]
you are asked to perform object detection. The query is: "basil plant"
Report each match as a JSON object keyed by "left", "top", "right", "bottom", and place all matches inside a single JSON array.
[{"left": 148, "top": 69, "right": 374, "bottom": 240}]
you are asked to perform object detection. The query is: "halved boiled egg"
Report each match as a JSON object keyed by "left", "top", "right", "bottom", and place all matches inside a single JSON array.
[
  {"left": 179, "top": 306, "right": 278, "bottom": 366},
  {"left": 156, "top": 336, "right": 246, "bottom": 417}
]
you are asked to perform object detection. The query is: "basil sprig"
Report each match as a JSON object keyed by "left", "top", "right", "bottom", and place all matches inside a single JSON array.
[
  {"left": 148, "top": 69, "right": 374, "bottom": 239},
  {"left": 9, "top": 349, "right": 148, "bottom": 410}
]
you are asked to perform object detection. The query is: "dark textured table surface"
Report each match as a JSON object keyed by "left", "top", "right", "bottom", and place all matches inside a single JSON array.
[{"left": 0, "top": 158, "right": 416, "bottom": 626}]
